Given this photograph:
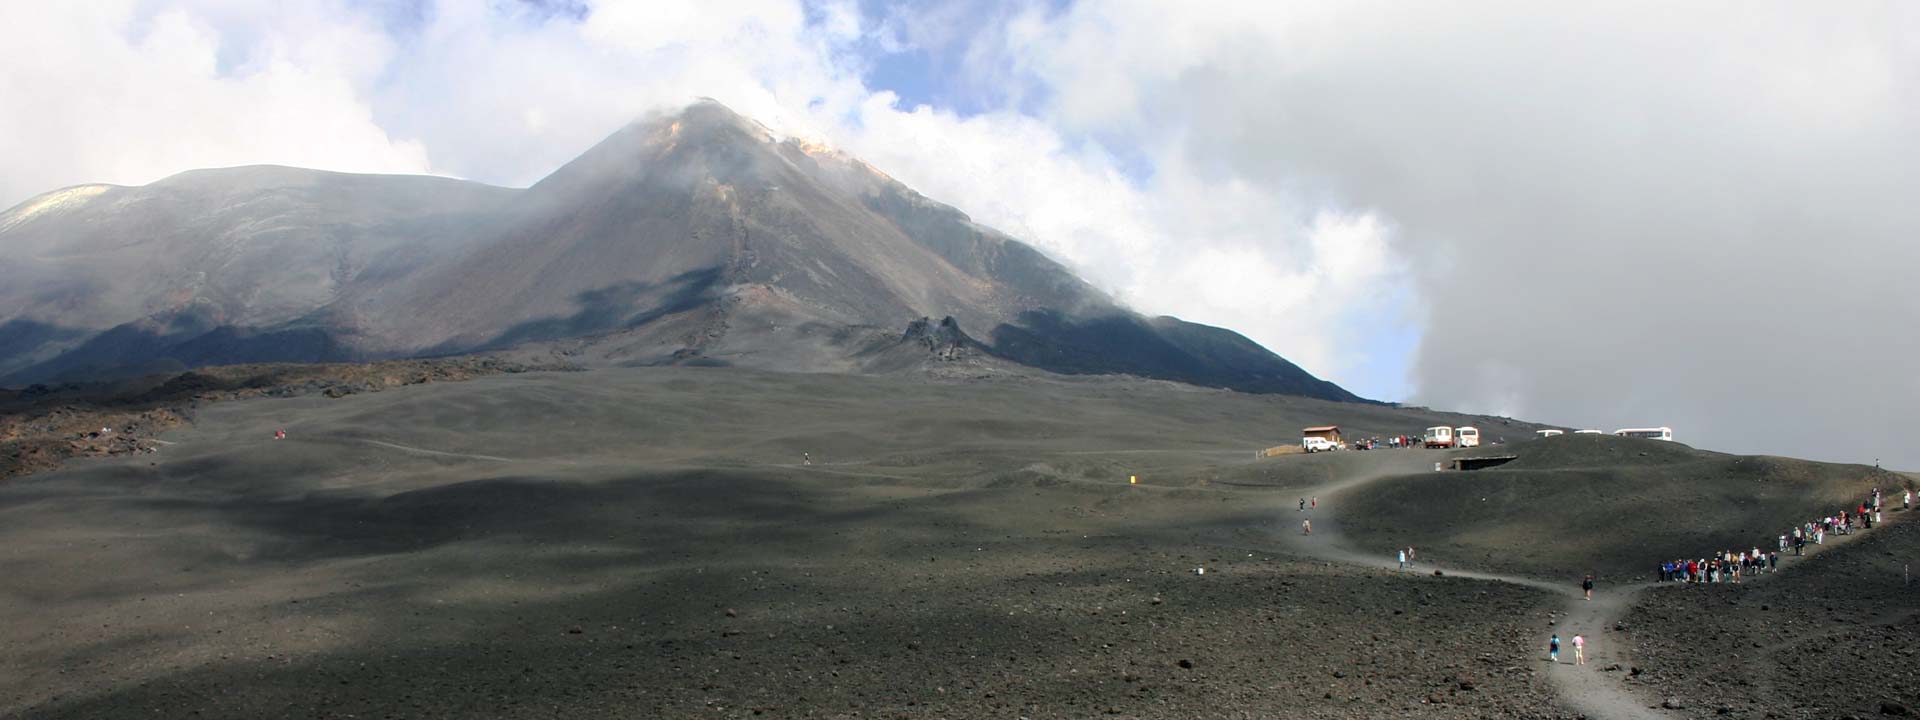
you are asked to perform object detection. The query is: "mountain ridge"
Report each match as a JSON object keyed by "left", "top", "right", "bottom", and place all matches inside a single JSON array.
[{"left": 0, "top": 100, "right": 1364, "bottom": 403}]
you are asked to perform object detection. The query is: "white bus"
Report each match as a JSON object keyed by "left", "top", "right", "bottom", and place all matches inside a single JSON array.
[
  {"left": 1613, "top": 427, "right": 1674, "bottom": 441},
  {"left": 1423, "top": 426, "right": 1454, "bottom": 449},
  {"left": 1574, "top": 429, "right": 1603, "bottom": 435},
  {"left": 1455, "top": 426, "right": 1481, "bottom": 448},
  {"left": 1535, "top": 429, "right": 1564, "bottom": 438}
]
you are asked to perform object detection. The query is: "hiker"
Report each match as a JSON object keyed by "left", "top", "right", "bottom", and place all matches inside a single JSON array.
[
  {"left": 1572, "top": 634, "right": 1586, "bottom": 665},
  {"left": 803, "top": 452, "right": 812, "bottom": 466},
  {"left": 1582, "top": 574, "right": 1594, "bottom": 600},
  {"left": 1311, "top": 497, "right": 1318, "bottom": 509},
  {"left": 1905, "top": 489, "right": 1911, "bottom": 510},
  {"left": 1408, "top": 546, "right": 1417, "bottom": 565},
  {"left": 1549, "top": 634, "right": 1560, "bottom": 663},
  {"left": 273, "top": 429, "right": 286, "bottom": 440},
  {"left": 1300, "top": 498, "right": 1306, "bottom": 511},
  {"left": 1768, "top": 550, "right": 1778, "bottom": 572},
  {"left": 1398, "top": 549, "right": 1407, "bottom": 569},
  {"left": 1302, "top": 519, "right": 1312, "bottom": 535}
]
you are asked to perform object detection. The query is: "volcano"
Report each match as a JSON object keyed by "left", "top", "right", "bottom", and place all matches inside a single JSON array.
[{"left": 0, "top": 100, "right": 1359, "bottom": 402}]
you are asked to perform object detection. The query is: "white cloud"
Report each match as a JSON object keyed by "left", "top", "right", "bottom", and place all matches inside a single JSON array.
[
  {"left": 0, "top": 1, "right": 429, "bottom": 203},
  {"left": 817, "top": 95, "right": 1407, "bottom": 385},
  {"left": 1, "top": 0, "right": 1396, "bottom": 397},
  {"left": 1001, "top": 1, "right": 1920, "bottom": 465},
  {"left": 7, "top": 1, "right": 1910, "bottom": 467}
]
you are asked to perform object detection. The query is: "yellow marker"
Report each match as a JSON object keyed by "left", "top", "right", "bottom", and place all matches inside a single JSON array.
[{"left": 1130, "top": 475, "right": 1138, "bottom": 484}]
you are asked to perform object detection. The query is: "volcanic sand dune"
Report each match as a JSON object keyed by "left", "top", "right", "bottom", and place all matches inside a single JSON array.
[
  {"left": 1332, "top": 434, "right": 1906, "bottom": 580},
  {"left": 1, "top": 368, "right": 1572, "bottom": 719}
]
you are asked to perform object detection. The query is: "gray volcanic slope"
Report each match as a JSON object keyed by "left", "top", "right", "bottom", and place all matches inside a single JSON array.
[{"left": 0, "top": 101, "right": 1356, "bottom": 402}]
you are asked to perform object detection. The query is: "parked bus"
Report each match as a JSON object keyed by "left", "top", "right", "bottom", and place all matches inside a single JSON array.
[
  {"left": 1423, "top": 426, "right": 1454, "bottom": 449},
  {"left": 1574, "top": 429, "right": 1604, "bottom": 435},
  {"left": 1455, "top": 426, "right": 1481, "bottom": 448},
  {"left": 1535, "top": 429, "right": 1564, "bottom": 438},
  {"left": 1614, "top": 427, "right": 1674, "bottom": 441}
]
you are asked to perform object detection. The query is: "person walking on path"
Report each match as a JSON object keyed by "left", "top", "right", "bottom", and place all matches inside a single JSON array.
[
  {"left": 1302, "top": 519, "right": 1312, "bottom": 535},
  {"left": 1398, "top": 549, "right": 1408, "bottom": 569},
  {"left": 1572, "top": 634, "right": 1586, "bottom": 665},
  {"left": 1311, "top": 497, "right": 1318, "bottom": 509},
  {"left": 1905, "top": 489, "right": 1911, "bottom": 511},
  {"left": 1582, "top": 574, "right": 1594, "bottom": 600},
  {"left": 1300, "top": 498, "right": 1306, "bottom": 511},
  {"left": 1549, "top": 634, "right": 1560, "bottom": 663},
  {"left": 1408, "top": 546, "right": 1417, "bottom": 565}
]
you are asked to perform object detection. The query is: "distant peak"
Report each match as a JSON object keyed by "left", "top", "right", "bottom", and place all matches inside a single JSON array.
[
  {"left": 655, "top": 98, "right": 777, "bottom": 144},
  {"left": 2, "top": 184, "right": 114, "bottom": 231}
]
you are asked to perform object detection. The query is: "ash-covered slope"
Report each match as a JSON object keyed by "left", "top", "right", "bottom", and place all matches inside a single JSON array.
[
  {"left": 0, "top": 100, "right": 1361, "bottom": 402},
  {"left": 0, "top": 168, "right": 512, "bottom": 381}
]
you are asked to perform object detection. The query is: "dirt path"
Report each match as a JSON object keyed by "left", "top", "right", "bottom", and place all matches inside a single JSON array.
[
  {"left": 1258, "top": 460, "right": 1665, "bottom": 719},
  {"left": 1248, "top": 457, "right": 1906, "bottom": 719},
  {"left": 357, "top": 439, "right": 519, "bottom": 463}
]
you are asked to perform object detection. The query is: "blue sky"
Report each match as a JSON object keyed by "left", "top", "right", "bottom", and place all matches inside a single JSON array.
[
  {"left": 0, "top": 0, "right": 1420, "bottom": 403},
  {"left": 11, "top": 2, "right": 1913, "bottom": 466}
]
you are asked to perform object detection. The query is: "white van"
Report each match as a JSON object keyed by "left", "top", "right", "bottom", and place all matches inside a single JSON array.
[
  {"left": 1302, "top": 437, "right": 1339, "bottom": 453},
  {"left": 1423, "top": 426, "right": 1454, "bottom": 449},
  {"left": 1614, "top": 427, "right": 1674, "bottom": 441},
  {"left": 1535, "top": 429, "right": 1564, "bottom": 438},
  {"left": 1455, "top": 426, "right": 1481, "bottom": 448}
]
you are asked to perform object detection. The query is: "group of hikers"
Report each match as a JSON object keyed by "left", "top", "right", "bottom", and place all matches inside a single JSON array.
[{"left": 1656, "top": 486, "right": 1904, "bottom": 584}]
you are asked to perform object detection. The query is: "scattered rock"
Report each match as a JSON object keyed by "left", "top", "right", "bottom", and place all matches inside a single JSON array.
[
  {"left": 1884, "top": 701, "right": 1915, "bottom": 716},
  {"left": 1177, "top": 659, "right": 1193, "bottom": 669},
  {"left": 1663, "top": 697, "right": 1686, "bottom": 710}
]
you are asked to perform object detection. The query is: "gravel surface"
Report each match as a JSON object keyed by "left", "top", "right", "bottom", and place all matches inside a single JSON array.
[{"left": 1623, "top": 506, "right": 1920, "bottom": 719}]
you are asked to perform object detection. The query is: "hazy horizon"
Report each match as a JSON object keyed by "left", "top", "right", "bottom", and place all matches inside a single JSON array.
[{"left": 2, "top": 1, "right": 1914, "bottom": 468}]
